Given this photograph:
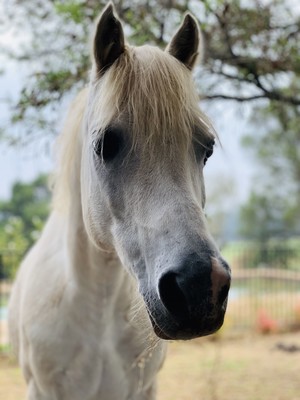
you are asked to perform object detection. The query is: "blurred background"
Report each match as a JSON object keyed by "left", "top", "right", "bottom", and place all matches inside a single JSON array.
[{"left": 0, "top": 0, "right": 299, "bottom": 399}]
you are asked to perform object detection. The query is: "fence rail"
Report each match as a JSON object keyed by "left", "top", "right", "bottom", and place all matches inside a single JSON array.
[
  {"left": 234, "top": 267, "right": 300, "bottom": 282},
  {"left": 1, "top": 244, "right": 300, "bottom": 345},
  {"left": 221, "top": 242, "right": 300, "bottom": 331}
]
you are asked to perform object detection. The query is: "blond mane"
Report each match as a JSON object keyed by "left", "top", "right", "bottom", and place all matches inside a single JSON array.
[
  {"left": 51, "top": 89, "right": 88, "bottom": 211},
  {"left": 90, "top": 45, "right": 215, "bottom": 154},
  {"left": 52, "top": 45, "right": 215, "bottom": 211}
]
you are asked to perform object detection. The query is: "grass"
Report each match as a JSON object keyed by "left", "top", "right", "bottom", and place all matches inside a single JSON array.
[{"left": 1, "top": 332, "right": 300, "bottom": 400}]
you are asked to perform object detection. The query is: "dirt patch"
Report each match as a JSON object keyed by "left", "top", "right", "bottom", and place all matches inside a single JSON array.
[
  {"left": 158, "top": 332, "right": 300, "bottom": 400},
  {"left": 0, "top": 355, "right": 26, "bottom": 400},
  {"left": 1, "top": 333, "right": 300, "bottom": 400}
]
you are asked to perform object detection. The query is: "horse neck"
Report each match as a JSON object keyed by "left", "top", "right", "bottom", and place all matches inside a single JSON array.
[{"left": 66, "top": 190, "right": 125, "bottom": 291}]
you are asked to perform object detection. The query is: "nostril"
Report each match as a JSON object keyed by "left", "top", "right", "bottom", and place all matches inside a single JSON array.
[
  {"left": 218, "top": 284, "right": 230, "bottom": 306},
  {"left": 210, "top": 257, "right": 231, "bottom": 304},
  {"left": 221, "top": 259, "right": 231, "bottom": 273},
  {"left": 158, "top": 272, "right": 189, "bottom": 320}
]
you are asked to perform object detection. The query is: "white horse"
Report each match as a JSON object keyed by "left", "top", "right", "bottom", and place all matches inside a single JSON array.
[{"left": 9, "top": 4, "right": 231, "bottom": 400}]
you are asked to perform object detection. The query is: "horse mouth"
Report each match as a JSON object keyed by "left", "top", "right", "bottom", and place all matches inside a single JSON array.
[
  {"left": 147, "top": 301, "right": 228, "bottom": 341},
  {"left": 148, "top": 314, "right": 173, "bottom": 340}
]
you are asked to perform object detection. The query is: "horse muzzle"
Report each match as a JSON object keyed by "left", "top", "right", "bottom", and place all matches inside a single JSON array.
[{"left": 145, "top": 253, "right": 231, "bottom": 340}]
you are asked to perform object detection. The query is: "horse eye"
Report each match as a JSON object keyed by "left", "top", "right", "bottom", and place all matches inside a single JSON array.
[
  {"left": 203, "top": 149, "right": 213, "bottom": 165},
  {"left": 93, "top": 128, "right": 124, "bottom": 163},
  {"left": 203, "top": 142, "right": 215, "bottom": 165}
]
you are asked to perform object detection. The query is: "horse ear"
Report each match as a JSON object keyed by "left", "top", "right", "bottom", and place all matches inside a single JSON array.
[
  {"left": 166, "top": 14, "right": 200, "bottom": 70},
  {"left": 93, "top": 3, "right": 125, "bottom": 76}
]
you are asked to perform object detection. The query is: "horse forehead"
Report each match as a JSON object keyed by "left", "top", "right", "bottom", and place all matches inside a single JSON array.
[
  {"left": 88, "top": 45, "right": 214, "bottom": 155},
  {"left": 133, "top": 45, "right": 165, "bottom": 62}
]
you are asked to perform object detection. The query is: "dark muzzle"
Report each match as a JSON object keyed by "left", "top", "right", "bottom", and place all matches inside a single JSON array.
[{"left": 150, "top": 252, "right": 231, "bottom": 340}]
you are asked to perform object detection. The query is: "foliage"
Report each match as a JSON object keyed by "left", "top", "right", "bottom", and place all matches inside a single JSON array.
[
  {"left": 240, "top": 102, "right": 300, "bottom": 240},
  {"left": 1, "top": 0, "right": 299, "bottom": 239},
  {"left": 205, "top": 175, "right": 238, "bottom": 243},
  {"left": 240, "top": 191, "right": 290, "bottom": 241},
  {"left": 222, "top": 239, "right": 300, "bottom": 270},
  {"left": 0, "top": 174, "right": 50, "bottom": 279},
  {"left": 2, "top": 1, "right": 299, "bottom": 135}
]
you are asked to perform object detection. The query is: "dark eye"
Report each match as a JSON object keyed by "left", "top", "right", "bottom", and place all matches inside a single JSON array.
[
  {"left": 93, "top": 127, "right": 124, "bottom": 163},
  {"left": 203, "top": 140, "right": 215, "bottom": 165},
  {"left": 204, "top": 148, "right": 213, "bottom": 165}
]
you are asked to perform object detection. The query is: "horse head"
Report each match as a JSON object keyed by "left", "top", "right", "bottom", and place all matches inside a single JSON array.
[{"left": 81, "top": 3, "right": 231, "bottom": 340}]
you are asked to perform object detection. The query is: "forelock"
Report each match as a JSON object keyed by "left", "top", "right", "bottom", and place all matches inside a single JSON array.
[{"left": 89, "top": 45, "right": 215, "bottom": 156}]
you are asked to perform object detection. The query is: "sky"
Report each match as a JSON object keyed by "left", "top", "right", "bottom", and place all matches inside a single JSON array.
[
  {"left": 0, "top": 1, "right": 256, "bottom": 208},
  {"left": 0, "top": 14, "right": 54, "bottom": 200},
  {"left": 0, "top": 61, "right": 53, "bottom": 200}
]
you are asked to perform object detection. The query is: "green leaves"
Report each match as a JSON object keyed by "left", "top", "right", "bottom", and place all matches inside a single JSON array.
[
  {"left": 0, "top": 0, "right": 299, "bottom": 248},
  {"left": 241, "top": 101, "right": 300, "bottom": 240},
  {"left": 54, "top": 1, "right": 85, "bottom": 24},
  {"left": 3, "top": 0, "right": 299, "bottom": 135},
  {"left": 0, "top": 174, "right": 51, "bottom": 279}
]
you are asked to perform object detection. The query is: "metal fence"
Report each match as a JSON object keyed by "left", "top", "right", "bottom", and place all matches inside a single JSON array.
[
  {"left": 1, "top": 244, "right": 300, "bottom": 345},
  {"left": 224, "top": 244, "right": 300, "bottom": 332}
]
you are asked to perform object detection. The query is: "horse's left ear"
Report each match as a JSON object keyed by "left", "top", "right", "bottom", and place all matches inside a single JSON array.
[
  {"left": 166, "top": 14, "right": 200, "bottom": 70},
  {"left": 93, "top": 3, "right": 125, "bottom": 76}
]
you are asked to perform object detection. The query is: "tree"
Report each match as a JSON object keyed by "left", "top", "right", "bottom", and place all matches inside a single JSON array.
[
  {"left": 1, "top": 0, "right": 299, "bottom": 240},
  {"left": 239, "top": 190, "right": 299, "bottom": 268},
  {"left": 0, "top": 174, "right": 50, "bottom": 278},
  {"left": 0, "top": 217, "right": 30, "bottom": 279},
  {"left": 240, "top": 191, "right": 289, "bottom": 242},
  {"left": 2, "top": 1, "right": 299, "bottom": 136},
  {"left": 205, "top": 174, "right": 238, "bottom": 244},
  {"left": 241, "top": 102, "right": 300, "bottom": 238}
]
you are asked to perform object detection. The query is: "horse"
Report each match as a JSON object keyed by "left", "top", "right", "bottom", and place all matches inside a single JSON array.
[{"left": 8, "top": 3, "right": 231, "bottom": 400}]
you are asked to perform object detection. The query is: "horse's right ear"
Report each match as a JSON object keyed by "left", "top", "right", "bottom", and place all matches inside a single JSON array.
[{"left": 93, "top": 3, "right": 125, "bottom": 76}]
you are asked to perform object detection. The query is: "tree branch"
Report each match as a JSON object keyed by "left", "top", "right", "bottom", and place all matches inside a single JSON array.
[
  {"left": 204, "top": 94, "right": 267, "bottom": 102},
  {"left": 206, "top": 67, "right": 300, "bottom": 106},
  {"left": 204, "top": 93, "right": 300, "bottom": 105}
]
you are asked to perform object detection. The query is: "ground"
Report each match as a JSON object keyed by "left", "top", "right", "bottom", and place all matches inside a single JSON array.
[
  {"left": 1, "top": 332, "right": 300, "bottom": 400},
  {"left": 158, "top": 332, "right": 300, "bottom": 400}
]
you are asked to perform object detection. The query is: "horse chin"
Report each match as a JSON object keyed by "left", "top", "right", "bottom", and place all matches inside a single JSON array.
[
  {"left": 147, "top": 306, "right": 227, "bottom": 341},
  {"left": 148, "top": 314, "right": 173, "bottom": 340}
]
